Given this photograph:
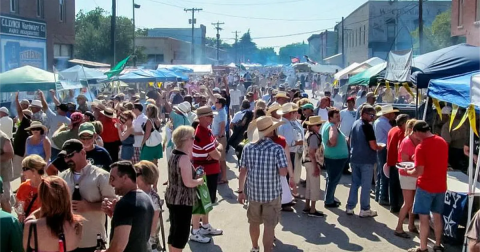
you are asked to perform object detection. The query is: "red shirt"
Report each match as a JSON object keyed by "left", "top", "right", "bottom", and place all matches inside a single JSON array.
[
  {"left": 415, "top": 135, "right": 448, "bottom": 193},
  {"left": 272, "top": 135, "right": 287, "bottom": 149},
  {"left": 192, "top": 125, "right": 220, "bottom": 175},
  {"left": 99, "top": 114, "right": 120, "bottom": 143},
  {"left": 386, "top": 126, "right": 405, "bottom": 166},
  {"left": 16, "top": 180, "right": 41, "bottom": 215}
]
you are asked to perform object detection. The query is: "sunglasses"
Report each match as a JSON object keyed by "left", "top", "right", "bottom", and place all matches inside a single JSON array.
[
  {"left": 30, "top": 128, "right": 41, "bottom": 131},
  {"left": 65, "top": 151, "right": 79, "bottom": 159},
  {"left": 22, "top": 167, "right": 31, "bottom": 172}
]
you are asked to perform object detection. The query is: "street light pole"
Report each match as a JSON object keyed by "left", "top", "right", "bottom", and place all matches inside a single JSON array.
[{"left": 133, "top": 2, "right": 140, "bottom": 67}]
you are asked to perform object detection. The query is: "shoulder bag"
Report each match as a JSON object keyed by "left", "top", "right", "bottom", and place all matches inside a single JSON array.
[
  {"left": 26, "top": 220, "right": 38, "bottom": 252},
  {"left": 146, "top": 119, "right": 162, "bottom": 147}
]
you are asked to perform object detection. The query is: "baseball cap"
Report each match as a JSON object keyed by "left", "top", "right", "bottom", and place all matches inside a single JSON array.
[
  {"left": 301, "top": 103, "right": 314, "bottom": 110},
  {"left": 0, "top": 107, "right": 9, "bottom": 115},
  {"left": 78, "top": 122, "right": 95, "bottom": 136},
  {"left": 346, "top": 96, "right": 355, "bottom": 102},
  {"left": 413, "top": 120, "right": 430, "bottom": 132},
  {"left": 70, "top": 112, "right": 84, "bottom": 124},
  {"left": 60, "top": 139, "right": 84, "bottom": 156}
]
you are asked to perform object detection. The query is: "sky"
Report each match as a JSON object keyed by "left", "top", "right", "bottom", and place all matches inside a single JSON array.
[{"left": 75, "top": 0, "right": 368, "bottom": 50}]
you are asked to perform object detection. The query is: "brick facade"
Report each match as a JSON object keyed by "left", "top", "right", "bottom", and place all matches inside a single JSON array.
[{"left": 451, "top": 0, "right": 480, "bottom": 46}]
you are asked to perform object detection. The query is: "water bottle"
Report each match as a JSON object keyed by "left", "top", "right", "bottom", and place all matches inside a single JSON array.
[
  {"left": 72, "top": 184, "right": 82, "bottom": 201},
  {"left": 96, "top": 234, "right": 106, "bottom": 250}
]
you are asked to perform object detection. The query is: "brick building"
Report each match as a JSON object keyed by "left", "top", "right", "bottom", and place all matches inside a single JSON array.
[
  {"left": 307, "top": 30, "right": 337, "bottom": 64},
  {"left": 0, "top": 0, "right": 75, "bottom": 72},
  {"left": 451, "top": 0, "right": 480, "bottom": 46}
]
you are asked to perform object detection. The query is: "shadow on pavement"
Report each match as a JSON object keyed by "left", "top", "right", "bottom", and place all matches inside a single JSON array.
[
  {"left": 274, "top": 238, "right": 304, "bottom": 252},
  {"left": 188, "top": 238, "right": 223, "bottom": 252}
]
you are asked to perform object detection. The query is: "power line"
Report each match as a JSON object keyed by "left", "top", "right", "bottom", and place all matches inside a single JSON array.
[{"left": 176, "top": 0, "right": 306, "bottom": 6}]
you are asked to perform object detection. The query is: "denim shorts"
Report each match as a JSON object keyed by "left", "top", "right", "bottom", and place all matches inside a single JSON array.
[{"left": 413, "top": 187, "right": 445, "bottom": 215}]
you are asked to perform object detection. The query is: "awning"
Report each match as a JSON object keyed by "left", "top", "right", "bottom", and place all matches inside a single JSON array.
[
  {"left": 334, "top": 63, "right": 362, "bottom": 80},
  {"left": 157, "top": 64, "right": 212, "bottom": 74},
  {"left": 0, "top": 65, "right": 57, "bottom": 92},
  {"left": 428, "top": 71, "right": 480, "bottom": 109},
  {"left": 68, "top": 59, "right": 111, "bottom": 68},
  {"left": 347, "top": 62, "right": 387, "bottom": 86}
]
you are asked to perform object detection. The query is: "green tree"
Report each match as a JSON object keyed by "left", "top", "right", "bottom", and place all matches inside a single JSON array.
[
  {"left": 74, "top": 8, "right": 145, "bottom": 65},
  {"left": 278, "top": 42, "right": 308, "bottom": 64},
  {"left": 237, "top": 30, "right": 258, "bottom": 63},
  {"left": 411, "top": 9, "right": 466, "bottom": 54},
  {"left": 254, "top": 47, "right": 278, "bottom": 65}
]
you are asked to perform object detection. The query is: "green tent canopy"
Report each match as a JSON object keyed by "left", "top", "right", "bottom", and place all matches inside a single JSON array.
[
  {"left": 347, "top": 62, "right": 387, "bottom": 87},
  {"left": 0, "top": 66, "right": 57, "bottom": 92}
]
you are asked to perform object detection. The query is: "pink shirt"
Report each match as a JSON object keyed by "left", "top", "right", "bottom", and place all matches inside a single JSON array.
[{"left": 398, "top": 136, "right": 416, "bottom": 162}]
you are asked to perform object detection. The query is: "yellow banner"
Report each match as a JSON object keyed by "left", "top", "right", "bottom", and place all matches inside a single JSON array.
[
  {"left": 333, "top": 79, "right": 339, "bottom": 87},
  {"left": 385, "top": 80, "right": 390, "bottom": 89},
  {"left": 402, "top": 82, "right": 415, "bottom": 97},
  {"left": 450, "top": 104, "right": 459, "bottom": 131},
  {"left": 394, "top": 83, "right": 400, "bottom": 93},
  {"left": 374, "top": 81, "right": 381, "bottom": 95},
  {"left": 468, "top": 104, "right": 478, "bottom": 136},
  {"left": 433, "top": 98, "right": 442, "bottom": 121},
  {"left": 453, "top": 107, "right": 468, "bottom": 132}
]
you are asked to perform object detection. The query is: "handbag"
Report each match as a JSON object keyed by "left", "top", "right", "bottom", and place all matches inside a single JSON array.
[
  {"left": 26, "top": 220, "right": 38, "bottom": 252},
  {"left": 25, "top": 194, "right": 38, "bottom": 218},
  {"left": 146, "top": 119, "right": 162, "bottom": 147},
  {"left": 192, "top": 176, "right": 213, "bottom": 215}
]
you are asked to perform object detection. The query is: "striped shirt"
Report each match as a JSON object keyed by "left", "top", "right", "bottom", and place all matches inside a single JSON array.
[
  {"left": 240, "top": 138, "right": 288, "bottom": 202},
  {"left": 192, "top": 125, "right": 220, "bottom": 175}
]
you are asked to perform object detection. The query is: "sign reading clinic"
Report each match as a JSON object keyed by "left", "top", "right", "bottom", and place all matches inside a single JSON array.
[{"left": 0, "top": 16, "right": 46, "bottom": 39}]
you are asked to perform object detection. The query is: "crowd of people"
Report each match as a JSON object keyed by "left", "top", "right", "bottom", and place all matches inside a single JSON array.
[{"left": 0, "top": 70, "right": 478, "bottom": 252}]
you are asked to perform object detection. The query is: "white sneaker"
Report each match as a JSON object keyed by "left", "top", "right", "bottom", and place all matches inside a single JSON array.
[
  {"left": 200, "top": 224, "right": 223, "bottom": 235},
  {"left": 250, "top": 248, "right": 260, "bottom": 252},
  {"left": 359, "top": 209, "right": 378, "bottom": 218},
  {"left": 346, "top": 209, "right": 354, "bottom": 215},
  {"left": 190, "top": 230, "right": 211, "bottom": 243}
]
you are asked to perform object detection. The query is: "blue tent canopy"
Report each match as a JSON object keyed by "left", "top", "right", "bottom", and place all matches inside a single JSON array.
[
  {"left": 117, "top": 71, "right": 157, "bottom": 83},
  {"left": 428, "top": 71, "right": 480, "bottom": 109},
  {"left": 411, "top": 44, "right": 480, "bottom": 88},
  {"left": 149, "top": 69, "right": 184, "bottom": 81},
  {"left": 158, "top": 65, "right": 194, "bottom": 73}
]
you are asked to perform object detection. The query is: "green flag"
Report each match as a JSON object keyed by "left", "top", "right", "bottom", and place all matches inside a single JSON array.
[
  {"left": 105, "top": 56, "right": 131, "bottom": 79},
  {"left": 236, "top": 64, "right": 246, "bottom": 71}
]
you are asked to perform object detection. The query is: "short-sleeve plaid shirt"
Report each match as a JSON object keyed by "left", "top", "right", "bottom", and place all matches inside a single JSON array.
[{"left": 240, "top": 138, "right": 288, "bottom": 202}]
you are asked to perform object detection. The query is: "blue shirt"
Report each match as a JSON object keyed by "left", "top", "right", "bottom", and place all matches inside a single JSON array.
[
  {"left": 373, "top": 116, "right": 391, "bottom": 145},
  {"left": 212, "top": 107, "right": 227, "bottom": 136},
  {"left": 350, "top": 119, "right": 377, "bottom": 164}
]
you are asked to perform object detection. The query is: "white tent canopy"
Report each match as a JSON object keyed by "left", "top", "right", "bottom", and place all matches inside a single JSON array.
[
  {"left": 310, "top": 64, "right": 342, "bottom": 74},
  {"left": 157, "top": 64, "right": 212, "bottom": 74},
  {"left": 60, "top": 65, "right": 106, "bottom": 81},
  {"left": 334, "top": 57, "right": 386, "bottom": 80}
]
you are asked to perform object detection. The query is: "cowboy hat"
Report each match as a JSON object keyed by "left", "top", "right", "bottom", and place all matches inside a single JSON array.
[
  {"left": 101, "top": 107, "right": 116, "bottom": 118},
  {"left": 276, "top": 103, "right": 298, "bottom": 115},
  {"left": 30, "top": 100, "right": 42, "bottom": 108},
  {"left": 196, "top": 106, "right": 218, "bottom": 118},
  {"left": 173, "top": 102, "right": 190, "bottom": 116},
  {"left": 303, "top": 116, "right": 326, "bottom": 126},
  {"left": 266, "top": 103, "right": 281, "bottom": 116},
  {"left": 376, "top": 104, "right": 399, "bottom": 116},
  {"left": 25, "top": 121, "right": 48, "bottom": 132},
  {"left": 250, "top": 116, "right": 285, "bottom": 143},
  {"left": 275, "top": 91, "right": 289, "bottom": 99}
]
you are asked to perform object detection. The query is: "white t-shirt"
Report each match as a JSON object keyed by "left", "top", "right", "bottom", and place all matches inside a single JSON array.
[
  {"left": 230, "top": 90, "right": 242, "bottom": 106},
  {"left": 0, "top": 116, "right": 13, "bottom": 139},
  {"left": 317, "top": 108, "right": 328, "bottom": 121},
  {"left": 133, "top": 113, "right": 148, "bottom": 147},
  {"left": 340, "top": 108, "right": 357, "bottom": 137}
]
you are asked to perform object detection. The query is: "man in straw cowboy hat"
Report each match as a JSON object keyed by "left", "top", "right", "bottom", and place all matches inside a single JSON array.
[
  {"left": 273, "top": 91, "right": 289, "bottom": 106},
  {"left": 373, "top": 104, "right": 398, "bottom": 206},
  {"left": 238, "top": 116, "right": 288, "bottom": 252},
  {"left": 302, "top": 116, "right": 327, "bottom": 217},
  {"left": 190, "top": 106, "right": 223, "bottom": 243},
  {"left": 346, "top": 105, "right": 385, "bottom": 218}
]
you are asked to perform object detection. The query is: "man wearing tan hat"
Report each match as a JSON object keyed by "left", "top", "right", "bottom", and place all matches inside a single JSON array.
[
  {"left": 273, "top": 91, "right": 289, "bottom": 106},
  {"left": 373, "top": 104, "right": 398, "bottom": 205},
  {"left": 76, "top": 94, "right": 89, "bottom": 113},
  {"left": 238, "top": 116, "right": 288, "bottom": 252},
  {"left": 190, "top": 106, "right": 223, "bottom": 243}
]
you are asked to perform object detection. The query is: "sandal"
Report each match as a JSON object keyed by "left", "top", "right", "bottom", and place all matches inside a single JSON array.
[
  {"left": 394, "top": 231, "right": 410, "bottom": 239},
  {"left": 433, "top": 245, "right": 445, "bottom": 252},
  {"left": 292, "top": 193, "right": 305, "bottom": 199},
  {"left": 407, "top": 248, "right": 428, "bottom": 252},
  {"left": 408, "top": 226, "right": 419, "bottom": 234}
]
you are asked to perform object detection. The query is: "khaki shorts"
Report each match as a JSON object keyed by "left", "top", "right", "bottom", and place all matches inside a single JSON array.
[
  {"left": 304, "top": 162, "right": 322, "bottom": 201},
  {"left": 247, "top": 197, "right": 281, "bottom": 227},
  {"left": 218, "top": 136, "right": 227, "bottom": 161},
  {"left": 12, "top": 155, "right": 24, "bottom": 180}
]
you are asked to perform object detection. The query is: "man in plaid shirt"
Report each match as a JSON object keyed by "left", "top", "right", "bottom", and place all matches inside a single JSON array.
[{"left": 238, "top": 116, "right": 288, "bottom": 252}]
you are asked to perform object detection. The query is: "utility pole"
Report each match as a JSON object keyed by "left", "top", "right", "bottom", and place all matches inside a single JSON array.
[
  {"left": 132, "top": 1, "right": 140, "bottom": 66},
  {"left": 111, "top": 0, "right": 116, "bottom": 65},
  {"left": 418, "top": 0, "right": 423, "bottom": 54},
  {"left": 232, "top": 31, "right": 240, "bottom": 64},
  {"left": 341, "top": 16, "right": 345, "bottom": 68},
  {"left": 184, "top": 8, "right": 202, "bottom": 64},
  {"left": 212, "top": 21, "right": 224, "bottom": 64}
]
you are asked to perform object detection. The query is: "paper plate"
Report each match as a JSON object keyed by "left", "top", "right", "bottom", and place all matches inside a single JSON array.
[{"left": 396, "top": 162, "right": 415, "bottom": 170}]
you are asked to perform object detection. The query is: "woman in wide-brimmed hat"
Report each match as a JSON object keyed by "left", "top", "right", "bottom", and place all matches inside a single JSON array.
[{"left": 24, "top": 121, "right": 51, "bottom": 162}]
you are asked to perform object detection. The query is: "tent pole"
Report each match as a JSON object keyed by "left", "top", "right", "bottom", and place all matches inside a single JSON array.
[
  {"left": 464, "top": 126, "right": 475, "bottom": 252},
  {"left": 422, "top": 96, "right": 429, "bottom": 121},
  {"left": 415, "top": 86, "right": 419, "bottom": 119}
]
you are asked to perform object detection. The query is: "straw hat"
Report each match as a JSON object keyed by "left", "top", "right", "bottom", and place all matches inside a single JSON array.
[
  {"left": 250, "top": 116, "right": 285, "bottom": 143},
  {"left": 196, "top": 106, "right": 218, "bottom": 118},
  {"left": 101, "top": 107, "right": 116, "bottom": 118},
  {"left": 266, "top": 103, "right": 281, "bottom": 116},
  {"left": 376, "top": 104, "right": 399, "bottom": 116},
  {"left": 173, "top": 102, "right": 190, "bottom": 116},
  {"left": 25, "top": 121, "right": 48, "bottom": 132},
  {"left": 303, "top": 116, "right": 326, "bottom": 126},
  {"left": 275, "top": 91, "right": 289, "bottom": 99},
  {"left": 30, "top": 100, "right": 42, "bottom": 108},
  {"left": 276, "top": 103, "right": 298, "bottom": 115}
]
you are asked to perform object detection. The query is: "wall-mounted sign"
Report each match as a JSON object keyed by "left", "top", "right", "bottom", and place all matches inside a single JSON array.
[{"left": 0, "top": 15, "right": 46, "bottom": 39}]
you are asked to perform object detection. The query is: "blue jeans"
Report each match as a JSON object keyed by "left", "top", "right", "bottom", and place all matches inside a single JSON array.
[
  {"left": 347, "top": 163, "right": 374, "bottom": 211},
  {"left": 324, "top": 158, "right": 347, "bottom": 204},
  {"left": 375, "top": 148, "right": 389, "bottom": 203}
]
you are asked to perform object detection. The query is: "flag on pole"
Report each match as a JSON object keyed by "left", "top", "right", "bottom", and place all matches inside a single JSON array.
[
  {"left": 236, "top": 64, "right": 247, "bottom": 71},
  {"left": 105, "top": 56, "right": 131, "bottom": 79},
  {"left": 290, "top": 57, "right": 300, "bottom": 64},
  {"left": 304, "top": 55, "right": 318, "bottom": 65}
]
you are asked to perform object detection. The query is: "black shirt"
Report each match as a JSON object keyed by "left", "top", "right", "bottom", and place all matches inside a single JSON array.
[
  {"left": 13, "top": 115, "right": 31, "bottom": 156},
  {"left": 465, "top": 134, "right": 480, "bottom": 156},
  {"left": 146, "top": 90, "right": 159, "bottom": 100},
  {"left": 361, "top": 120, "right": 376, "bottom": 142},
  {"left": 86, "top": 146, "right": 113, "bottom": 171},
  {"left": 110, "top": 190, "right": 154, "bottom": 252}
]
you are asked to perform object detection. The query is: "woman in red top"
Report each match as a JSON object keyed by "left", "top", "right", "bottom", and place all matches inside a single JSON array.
[
  {"left": 15, "top": 154, "right": 45, "bottom": 223},
  {"left": 394, "top": 119, "right": 420, "bottom": 238}
]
